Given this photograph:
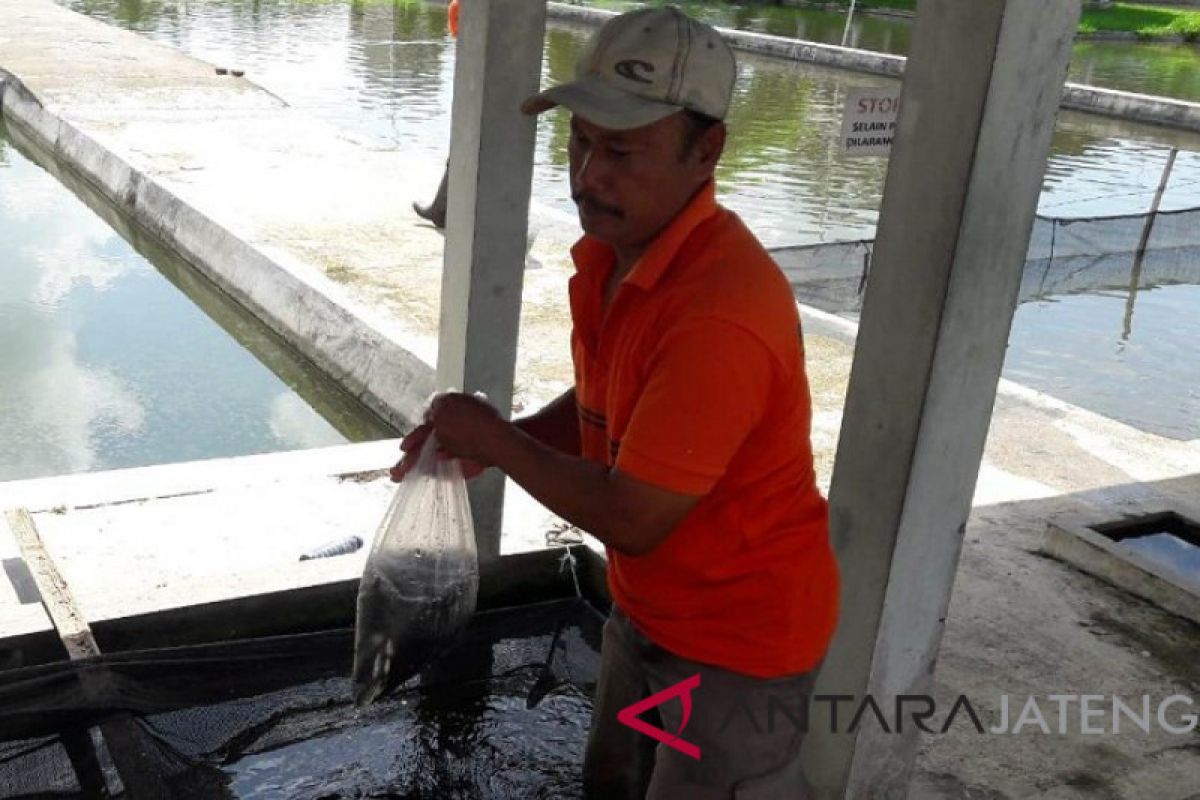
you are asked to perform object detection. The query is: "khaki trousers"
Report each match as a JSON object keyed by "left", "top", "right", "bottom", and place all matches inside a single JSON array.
[{"left": 583, "top": 608, "right": 819, "bottom": 800}]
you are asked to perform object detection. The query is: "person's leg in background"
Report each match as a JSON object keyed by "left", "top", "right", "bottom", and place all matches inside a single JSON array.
[
  {"left": 583, "top": 609, "right": 659, "bottom": 800},
  {"left": 413, "top": 159, "right": 449, "bottom": 229}
]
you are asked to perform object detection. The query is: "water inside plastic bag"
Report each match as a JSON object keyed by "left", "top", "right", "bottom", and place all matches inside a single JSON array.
[{"left": 352, "top": 434, "right": 479, "bottom": 706}]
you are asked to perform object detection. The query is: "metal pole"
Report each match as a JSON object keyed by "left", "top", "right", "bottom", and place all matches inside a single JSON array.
[
  {"left": 841, "top": 0, "right": 858, "bottom": 47},
  {"left": 1123, "top": 147, "right": 1178, "bottom": 340}
]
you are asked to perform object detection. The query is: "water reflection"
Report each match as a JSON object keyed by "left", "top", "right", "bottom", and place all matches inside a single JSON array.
[
  {"left": 1006, "top": 285, "right": 1200, "bottom": 441},
  {"left": 1069, "top": 40, "right": 1200, "bottom": 103},
  {"left": 781, "top": 216, "right": 1200, "bottom": 441},
  {"left": 0, "top": 122, "right": 396, "bottom": 482},
  {"left": 1042, "top": 134, "right": 1200, "bottom": 217},
  {"left": 58, "top": 0, "right": 1200, "bottom": 249},
  {"left": 590, "top": 0, "right": 913, "bottom": 54},
  {"left": 591, "top": 0, "right": 1200, "bottom": 103},
  {"left": 217, "top": 600, "right": 601, "bottom": 798},
  {"left": 1116, "top": 531, "right": 1200, "bottom": 584},
  {"left": 42, "top": 0, "right": 1200, "bottom": 443}
]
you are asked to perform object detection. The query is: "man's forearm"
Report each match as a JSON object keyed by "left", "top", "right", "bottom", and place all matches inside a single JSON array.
[
  {"left": 423, "top": 391, "right": 692, "bottom": 555},
  {"left": 489, "top": 422, "right": 639, "bottom": 554},
  {"left": 513, "top": 388, "right": 581, "bottom": 457}
]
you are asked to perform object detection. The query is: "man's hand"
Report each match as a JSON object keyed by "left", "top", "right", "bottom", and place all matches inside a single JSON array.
[
  {"left": 389, "top": 393, "right": 505, "bottom": 482},
  {"left": 390, "top": 391, "right": 699, "bottom": 556},
  {"left": 389, "top": 424, "right": 438, "bottom": 482},
  {"left": 426, "top": 392, "right": 509, "bottom": 463}
]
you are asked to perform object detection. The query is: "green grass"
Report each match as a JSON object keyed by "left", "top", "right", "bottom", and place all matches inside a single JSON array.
[
  {"left": 853, "top": 0, "right": 917, "bottom": 11},
  {"left": 598, "top": 0, "right": 1200, "bottom": 41},
  {"left": 817, "top": 0, "right": 1200, "bottom": 40},
  {"left": 1079, "top": 3, "right": 1200, "bottom": 40}
]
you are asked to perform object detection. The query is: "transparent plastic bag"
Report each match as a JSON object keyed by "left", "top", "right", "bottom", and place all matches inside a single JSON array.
[{"left": 352, "top": 433, "right": 479, "bottom": 707}]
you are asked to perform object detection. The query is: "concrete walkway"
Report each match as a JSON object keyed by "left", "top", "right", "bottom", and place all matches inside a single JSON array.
[
  {"left": 1, "top": 1, "right": 1198, "bottom": 797},
  {"left": 801, "top": 310, "right": 1200, "bottom": 799}
]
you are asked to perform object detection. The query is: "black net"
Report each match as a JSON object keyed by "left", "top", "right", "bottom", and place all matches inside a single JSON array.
[
  {"left": 0, "top": 598, "right": 603, "bottom": 799},
  {"left": 776, "top": 207, "right": 1200, "bottom": 314},
  {"left": 774, "top": 239, "right": 874, "bottom": 313}
]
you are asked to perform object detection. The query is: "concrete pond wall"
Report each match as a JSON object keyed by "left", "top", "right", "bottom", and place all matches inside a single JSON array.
[{"left": 0, "top": 67, "right": 435, "bottom": 433}]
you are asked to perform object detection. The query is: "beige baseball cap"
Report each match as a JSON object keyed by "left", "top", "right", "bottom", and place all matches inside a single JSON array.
[{"left": 521, "top": 6, "right": 736, "bottom": 131}]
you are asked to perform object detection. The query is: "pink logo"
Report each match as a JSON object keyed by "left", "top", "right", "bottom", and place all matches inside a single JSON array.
[{"left": 617, "top": 674, "right": 702, "bottom": 760}]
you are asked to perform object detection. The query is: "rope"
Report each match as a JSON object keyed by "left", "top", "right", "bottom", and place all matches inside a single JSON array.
[{"left": 558, "top": 548, "right": 582, "bottom": 599}]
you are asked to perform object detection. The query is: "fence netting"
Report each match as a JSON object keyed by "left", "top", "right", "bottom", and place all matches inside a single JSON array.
[{"left": 777, "top": 207, "right": 1200, "bottom": 314}]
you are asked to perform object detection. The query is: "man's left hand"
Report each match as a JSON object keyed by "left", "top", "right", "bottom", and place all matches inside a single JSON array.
[{"left": 426, "top": 392, "right": 510, "bottom": 466}]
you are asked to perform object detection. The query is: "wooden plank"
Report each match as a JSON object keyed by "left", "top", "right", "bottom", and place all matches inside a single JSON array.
[
  {"left": 4, "top": 507, "right": 173, "bottom": 799},
  {"left": 6, "top": 508, "right": 99, "bottom": 659}
]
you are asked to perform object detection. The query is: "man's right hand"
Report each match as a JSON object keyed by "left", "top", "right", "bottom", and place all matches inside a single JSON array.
[{"left": 389, "top": 423, "right": 486, "bottom": 483}]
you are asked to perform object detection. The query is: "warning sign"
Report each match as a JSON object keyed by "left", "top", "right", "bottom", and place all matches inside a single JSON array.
[{"left": 841, "top": 87, "right": 901, "bottom": 157}]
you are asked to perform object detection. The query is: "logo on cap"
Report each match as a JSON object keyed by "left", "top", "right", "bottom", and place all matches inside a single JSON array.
[{"left": 614, "top": 59, "right": 655, "bottom": 85}]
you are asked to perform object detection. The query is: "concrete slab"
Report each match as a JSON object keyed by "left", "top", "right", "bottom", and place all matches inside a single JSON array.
[
  {"left": 0, "top": 533, "right": 53, "bottom": 664},
  {"left": 803, "top": 310, "right": 1200, "bottom": 798},
  {"left": 0, "top": 442, "right": 392, "bottom": 662},
  {"left": 27, "top": 469, "right": 390, "bottom": 624},
  {"left": 1044, "top": 512, "right": 1200, "bottom": 626},
  {"left": 0, "top": 439, "right": 581, "bottom": 657},
  {"left": 916, "top": 475, "right": 1200, "bottom": 800}
]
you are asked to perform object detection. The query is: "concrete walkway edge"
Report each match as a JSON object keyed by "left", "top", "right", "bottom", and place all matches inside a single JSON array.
[{"left": 0, "top": 69, "right": 433, "bottom": 431}]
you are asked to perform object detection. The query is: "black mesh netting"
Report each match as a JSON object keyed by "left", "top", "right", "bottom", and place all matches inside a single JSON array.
[
  {"left": 774, "top": 207, "right": 1200, "bottom": 314},
  {"left": 0, "top": 598, "right": 603, "bottom": 799}
]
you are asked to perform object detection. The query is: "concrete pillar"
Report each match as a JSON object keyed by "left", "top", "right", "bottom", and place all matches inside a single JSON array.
[
  {"left": 803, "top": 1, "right": 1080, "bottom": 796},
  {"left": 437, "top": 0, "right": 547, "bottom": 564}
]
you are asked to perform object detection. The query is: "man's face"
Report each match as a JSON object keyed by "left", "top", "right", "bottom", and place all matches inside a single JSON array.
[{"left": 568, "top": 112, "right": 722, "bottom": 251}]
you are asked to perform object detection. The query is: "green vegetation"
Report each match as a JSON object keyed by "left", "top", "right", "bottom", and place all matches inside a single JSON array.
[
  {"left": 1079, "top": 3, "right": 1200, "bottom": 41},
  {"left": 830, "top": 0, "right": 1200, "bottom": 40},
  {"left": 851, "top": 0, "right": 917, "bottom": 11}
]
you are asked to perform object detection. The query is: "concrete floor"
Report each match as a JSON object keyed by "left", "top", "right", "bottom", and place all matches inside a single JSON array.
[
  {"left": 1, "top": 1, "right": 1198, "bottom": 797},
  {"left": 805, "top": 311, "right": 1200, "bottom": 799}
]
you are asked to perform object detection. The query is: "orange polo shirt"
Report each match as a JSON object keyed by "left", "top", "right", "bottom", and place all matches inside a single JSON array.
[{"left": 569, "top": 182, "right": 839, "bottom": 678}]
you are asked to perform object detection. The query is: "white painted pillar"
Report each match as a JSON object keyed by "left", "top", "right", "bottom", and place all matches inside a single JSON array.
[
  {"left": 437, "top": 0, "right": 547, "bottom": 564},
  {"left": 803, "top": 1, "right": 1080, "bottom": 796}
]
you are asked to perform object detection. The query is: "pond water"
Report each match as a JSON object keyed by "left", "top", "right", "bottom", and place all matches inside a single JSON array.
[
  {"left": 1116, "top": 530, "right": 1200, "bottom": 585},
  {"left": 55, "top": 0, "right": 1200, "bottom": 241},
  {"left": 47, "top": 0, "right": 1200, "bottom": 442},
  {"left": 1005, "top": 283, "right": 1200, "bottom": 442},
  {"left": 593, "top": 0, "right": 1200, "bottom": 103},
  {"left": 0, "top": 123, "right": 396, "bottom": 482},
  {"left": 0, "top": 598, "right": 603, "bottom": 798}
]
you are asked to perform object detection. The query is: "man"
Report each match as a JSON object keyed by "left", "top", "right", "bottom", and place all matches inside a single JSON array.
[{"left": 393, "top": 7, "right": 839, "bottom": 798}]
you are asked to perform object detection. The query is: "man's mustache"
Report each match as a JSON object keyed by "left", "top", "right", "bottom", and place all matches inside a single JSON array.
[{"left": 572, "top": 192, "right": 624, "bottom": 220}]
